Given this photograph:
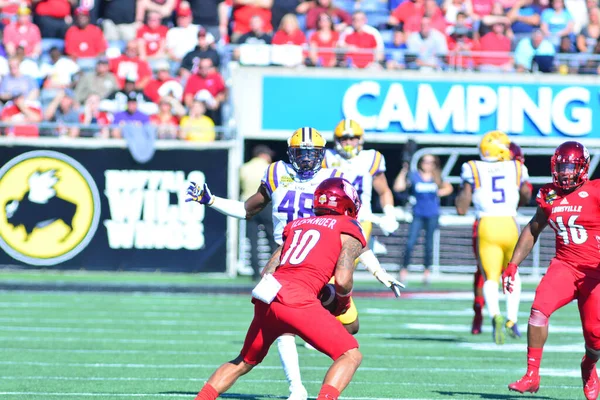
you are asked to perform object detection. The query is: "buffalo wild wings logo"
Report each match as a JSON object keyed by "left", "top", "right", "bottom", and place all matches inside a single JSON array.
[
  {"left": 545, "top": 190, "right": 558, "bottom": 205},
  {"left": 0, "top": 151, "right": 101, "bottom": 265}
]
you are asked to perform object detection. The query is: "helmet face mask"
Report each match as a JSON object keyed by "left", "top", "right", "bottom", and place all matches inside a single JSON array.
[
  {"left": 313, "top": 177, "right": 361, "bottom": 218},
  {"left": 551, "top": 141, "right": 590, "bottom": 191},
  {"left": 334, "top": 119, "right": 364, "bottom": 159},
  {"left": 287, "top": 127, "right": 326, "bottom": 180}
]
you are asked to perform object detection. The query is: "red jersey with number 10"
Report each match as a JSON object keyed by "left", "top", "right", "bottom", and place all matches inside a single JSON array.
[
  {"left": 537, "top": 180, "right": 600, "bottom": 268},
  {"left": 273, "top": 215, "right": 366, "bottom": 307}
]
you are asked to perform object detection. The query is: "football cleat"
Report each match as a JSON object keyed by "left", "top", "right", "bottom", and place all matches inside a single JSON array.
[
  {"left": 471, "top": 305, "right": 483, "bottom": 335},
  {"left": 582, "top": 357, "right": 599, "bottom": 400},
  {"left": 492, "top": 315, "right": 505, "bottom": 345},
  {"left": 287, "top": 385, "right": 308, "bottom": 400},
  {"left": 505, "top": 320, "right": 522, "bottom": 339},
  {"left": 508, "top": 371, "right": 540, "bottom": 394}
]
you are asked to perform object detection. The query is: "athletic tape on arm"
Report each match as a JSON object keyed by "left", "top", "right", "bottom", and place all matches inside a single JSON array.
[{"left": 210, "top": 196, "right": 248, "bottom": 219}]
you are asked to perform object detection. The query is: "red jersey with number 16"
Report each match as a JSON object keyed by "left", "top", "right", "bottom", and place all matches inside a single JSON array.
[
  {"left": 273, "top": 215, "right": 366, "bottom": 307},
  {"left": 537, "top": 180, "right": 600, "bottom": 268}
]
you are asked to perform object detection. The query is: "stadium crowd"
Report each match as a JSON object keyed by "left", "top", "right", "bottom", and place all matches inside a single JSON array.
[{"left": 0, "top": 0, "right": 596, "bottom": 138}]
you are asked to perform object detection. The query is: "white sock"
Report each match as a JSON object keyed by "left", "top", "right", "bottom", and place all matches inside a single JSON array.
[
  {"left": 483, "top": 280, "right": 501, "bottom": 319},
  {"left": 506, "top": 272, "right": 522, "bottom": 323},
  {"left": 277, "top": 335, "right": 303, "bottom": 391}
]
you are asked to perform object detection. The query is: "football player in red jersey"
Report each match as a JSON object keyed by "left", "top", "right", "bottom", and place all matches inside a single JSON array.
[
  {"left": 471, "top": 142, "right": 533, "bottom": 335},
  {"left": 505, "top": 141, "right": 600, "bottom": 399},
  {"left": 193, "top": 178, "right": 386, "bottom": 400}
]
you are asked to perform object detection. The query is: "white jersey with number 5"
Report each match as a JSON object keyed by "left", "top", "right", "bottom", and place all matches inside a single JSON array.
[
  {"left": 323, "top": 149, "right": 386, "bottom": 222},
  {"left": 261, "top": 161, "right": 342, "bottom": 244},
  {"left": 460, "top": 159, "right": 529, "bottom": 218}
]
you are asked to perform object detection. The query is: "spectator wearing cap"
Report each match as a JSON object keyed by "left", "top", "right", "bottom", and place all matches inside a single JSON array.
[
  {"left": 32, "top": 0, "right": 74, "bottom": 39},
  {"left": 0, "top": 93, "right": 42, "bottom": 137},
  {"left": 385, "top": 26, "right": 407, "bottom": 70},
  {"left": 74, "top": 57, "right": 118, "bottom": 103},
  {"left": 0, "top": 57, "right": 39, "bottom": 102},
  {"left": 182, "top": 58, "right": 226, "bottom": 110},
  {"left": 166, "top": 5, "right": 214, "bottom": 62},
  {"left": 308, "top": 13, "right": 339, "bottom": 67},
  {"left": 150, "top": 97, "right": 184, "bottom": 139},
  {"left": 514, "top": 29, "right": 555, "bottom": 71},
  {"left": 135, "top": 0, "right": 178, "bottom": 25},
  {"left": 240, "top": 144, "right": 277, "bottom": 280},
  {"left": 79, "top": 93, "right": 112, "bottom": 138},
  {"left": 64, "top": 7, "right": 107, "bottom": 59},
  {"left": 136, "top": 11, "right": 169, "bottom": 61},
  {"left": 109, "top": 40, "right": 153, "bottom": 90},
  {"left": 339, "top": 11, "right": 384, "bottom": 68},
  {"left": 188, "top": 0, "right": 224, "bottom": 42},
  {"left": 406, "top": 16, "right": 448, "bottom": 70},
  {"left": 179, "top": 99, "right": 216, "bottom": 142},
  {"left": 181, "top": 28, "right": 221, "bottom": 74},
  {"left": 272, "top": 14, "right": 306, "bottom": 45},
  {"left": 101, "top": 0, "right": 138, "bottom": 42},
  {"left": 477, "top": 21, "right": 514, "bottom": 71},
  {"left": 103, "top": 75, "right": 158, "bottom": 115},
  {"left": 3, "top": 4, "right": 41, "bottom": 59},
  {"left": 447, "top": 18, "right": 479, "bottom": 69},
  {"left": 112, "top": 91, "right": 151, "bottom": 138},
  {"left": 39, "top": 46, "right": 80, "bottom": 104},
  {"left": 231, "top": 0, "right": 274, "bottom": 43},
  {"left": 143, "top": 60, "right": 180, "bottom": 103},
  {"left": 44, "top": 89, "right": 80, "bottom": 137},
  {"left": 305, "top": 0, "right": 351, "bottom": 31}
]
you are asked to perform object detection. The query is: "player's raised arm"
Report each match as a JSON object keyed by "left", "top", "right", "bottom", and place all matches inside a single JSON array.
[{"left": 185, "top": 180, "right": 271, "bottom": 220}]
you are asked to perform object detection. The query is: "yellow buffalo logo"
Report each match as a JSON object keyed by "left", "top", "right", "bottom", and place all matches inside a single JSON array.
[{"left": 0, "top": 151, "right": 100, "bottom": 266}]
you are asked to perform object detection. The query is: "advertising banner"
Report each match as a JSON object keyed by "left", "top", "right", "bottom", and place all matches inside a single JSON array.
[
  {"left": 0, "top": 144, "right": 229, "bottom": 272},
  {"left": 262, "top": 75, "right": 598, "bottom": 138}
]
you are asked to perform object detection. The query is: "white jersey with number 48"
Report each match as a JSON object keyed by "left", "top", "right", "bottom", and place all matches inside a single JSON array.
[
  {"left": 261, "top": 161, "right": 342, "bottom": 244},
  {"left": 460, "top": 159, "right": 529, "bottom": 218},
  {"left": 323, "top": 149, "right": 386, "bottom": 222}
]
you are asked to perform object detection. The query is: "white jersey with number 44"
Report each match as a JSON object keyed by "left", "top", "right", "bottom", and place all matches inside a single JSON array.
[
  {"left": 460, "top": 159, "right": 529, "bottom": 218},
  {"left": 261, "top": 161, "right": 342, "bottom": 244},
  {"left": 323, "top": 149, "right": 386, "bottom": 222}
]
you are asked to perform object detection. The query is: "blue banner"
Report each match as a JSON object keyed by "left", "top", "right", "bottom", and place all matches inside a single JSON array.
[{"left": 262, "top": 76, "right": 599, "bottom": 137}]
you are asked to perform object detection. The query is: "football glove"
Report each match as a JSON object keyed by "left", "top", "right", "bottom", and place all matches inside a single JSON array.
[
  {"left": 186, "top": 182, "right": 214, "bottom": 205},
  {"left": 502, "top": 262, "right": 518, "bottom": 294},
  {"left": 374, "top": 269, "right": 405, "bottom": 297}
]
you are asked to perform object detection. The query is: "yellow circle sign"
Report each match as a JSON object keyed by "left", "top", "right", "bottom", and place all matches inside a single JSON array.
[{"left": 0, "top": 151, "right": 100, "bottom": 265}]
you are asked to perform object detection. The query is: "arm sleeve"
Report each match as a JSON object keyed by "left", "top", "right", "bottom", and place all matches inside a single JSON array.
[
  {"left": 341, "top": 218, "right": 367, "bottom": 248},
  {"left": 369, "top": 151, "right": 385, "bottom": 176},
  {"left": 261, "top": 162, "right": 278, "bottom": 198},
  {"left": 460, "top": 162, "right": 474, "bottom": 185}
]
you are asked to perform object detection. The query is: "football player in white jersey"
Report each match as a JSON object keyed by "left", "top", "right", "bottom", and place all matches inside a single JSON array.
[
  {"left": 455, "top": 131, "right": 532, "bottom": 345},
  {"left": 322, "top": 119, "right": 399, "bottom": 240},
  {"left": 186, "top": 126, "right": 402, "bottom": 400}
]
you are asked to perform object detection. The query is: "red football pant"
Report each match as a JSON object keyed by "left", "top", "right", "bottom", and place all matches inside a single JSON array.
[
  {"left": 472, "top": 220, "right": 485, "bottom": 301},
  {"left": 533, "top": 258, "right": 600, "bottom": 349},
  {"left": 240, "top": 299, "right": 359, "bottom": 365}
]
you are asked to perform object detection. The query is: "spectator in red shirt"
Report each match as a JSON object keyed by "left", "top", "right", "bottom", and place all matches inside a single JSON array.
[
  {"left": 32, "top": 0, "right": 75, "bottom": 39},
  {"left": 305, "top": 0, "right": 351, "bottom": 31},
  {"left": 339, "top": 11, "right": 384, "bottom": 68},
  {"left": 109, "top": 40, "right": 153, "bottom": 90},
  {"left": 65, "top": 7, "right": 107, "bottom": 59},
  {"left": 144, "top": 60, "right": 182, "bottom": 103},
  {"left": 272, "top": 14, "right": 307, "bottom": 45},
  {"left": 150, "top": 96, "right": 186, "bottom": 139},
  {"left": 136, "top": 11, "right": 169, "bottom": 61},
  {"left": 1, "top": 94, "right": 42, "bottom": 137},
  {"left": 183, "top": 57, "right": 226, "bottom": 110},
  {"left": 231, "top": 0, "right": 274, "bottom": 42},
  {"left": 424, "top": 0, "right": 448, "bottom": 33},
  {"left": 447, "top": 22, "right": 479, "bottom": 69},
  {"left": 3, "top": 5, "right": 41, "bottom": 59},
  {"left": 389, "top": 0, "right": 425, "bottom": 34},
  {"left": 477, "top": 22, "right": 514, "bottom": 70},
  {"left": 309, "top": 13, "right": 340, "bottom": 67}
]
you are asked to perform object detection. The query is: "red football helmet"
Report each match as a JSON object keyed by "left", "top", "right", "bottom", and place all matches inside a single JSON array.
[
  {"left": 551, "top": 141, "right": 590, "bottom": 191},
  {"left": 313, "top": 177, "right": 361, "bottom": 218},
  {"left": 509, "top": 142, "right": 525, "bottom": 163}
]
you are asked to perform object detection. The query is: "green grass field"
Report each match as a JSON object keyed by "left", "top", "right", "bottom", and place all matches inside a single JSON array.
[{"left": 0, "top": 285, "right": 588, "bottom": 400}]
